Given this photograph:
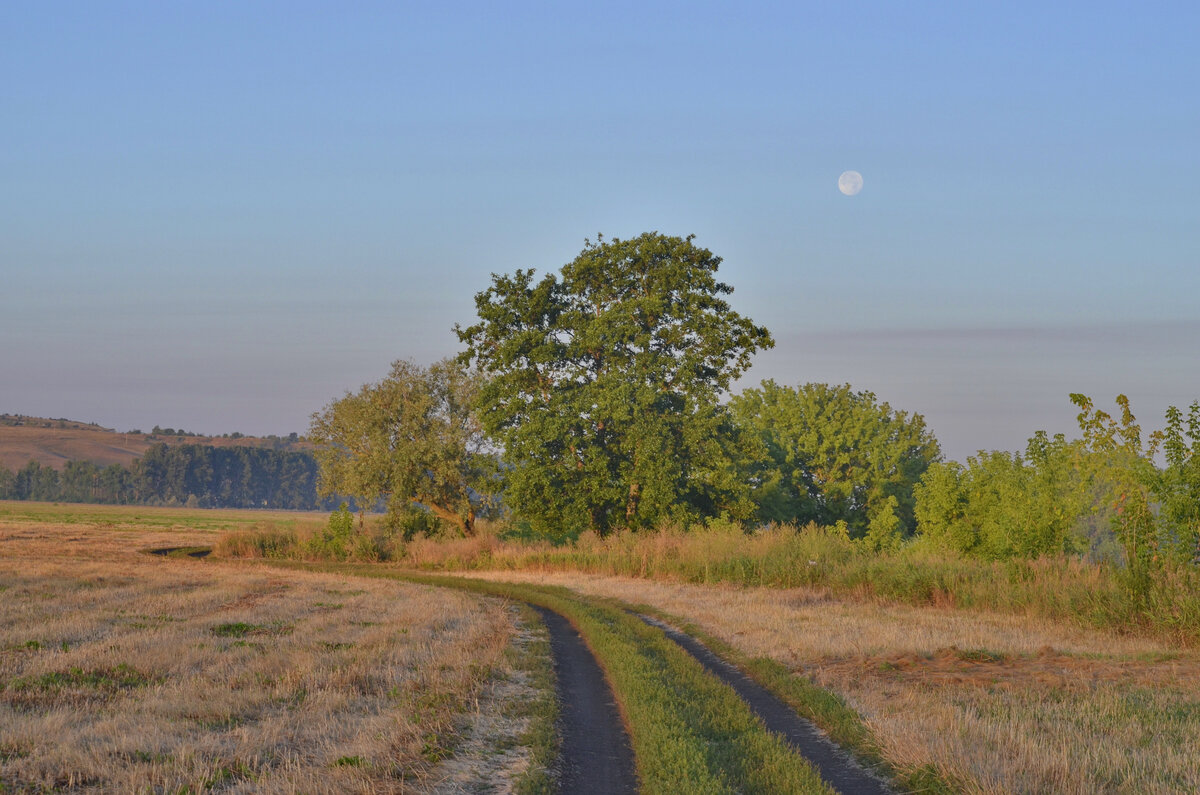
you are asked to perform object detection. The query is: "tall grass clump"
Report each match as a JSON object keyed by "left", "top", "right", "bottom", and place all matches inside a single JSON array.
[
  {"left": 441, "top": 522, "right": 1200, "bottom": 645},
  {"left": 216, "top": 517, "right": 1200, "bottom": 645},
  {"left": 214, "top": 507, "right": 395, "bottom": 563},
  {"left": 212, "top": 523, "right": 300, "bottom": 559}
]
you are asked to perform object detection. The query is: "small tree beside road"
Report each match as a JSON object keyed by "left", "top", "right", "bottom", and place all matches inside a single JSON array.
[{"left": 308, "top": 358, "right": 498, "bottom": 536}]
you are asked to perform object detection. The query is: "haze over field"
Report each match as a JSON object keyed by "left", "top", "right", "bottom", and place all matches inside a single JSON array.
[{"left": 3, "top": 2, "right": 1197, "bottom": 461}]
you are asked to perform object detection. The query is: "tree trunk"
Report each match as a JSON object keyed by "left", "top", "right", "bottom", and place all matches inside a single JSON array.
[
  {"left": 426, "top": 501, "right": 474, "bottom": 537},
  {"left": 625, "top": 481, "right": 641, "bottom": 526}
]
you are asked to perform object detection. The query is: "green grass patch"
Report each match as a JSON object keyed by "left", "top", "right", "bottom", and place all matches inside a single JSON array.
[
  {"left": 954, "top": 647, "right": 1007, "bottom": 664},
  {"left": 0, "top": 743, "right": 30, "bottom": 762},
  {"left": 210, "top": 622, "right": 293, "bottom": 638},
  {"left": 200, "top": 760, "right": 256, "bottom": 788},
  {"left": 6, "top": 664, "right": 159, "bottom": 694}
]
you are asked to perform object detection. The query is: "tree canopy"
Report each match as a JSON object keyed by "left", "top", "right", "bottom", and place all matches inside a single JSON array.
[
  {"left": 456, "top": 232, "right": 773, "bottom": 535},
  {"left": 731, "top": 381, "right": 941, "bottom": 545},
  {"left": 308, "top": 358, "right": 499, "bottom": 536},
  {"left": 913, "top": 431, "right": 1087, "bottom": 559}
]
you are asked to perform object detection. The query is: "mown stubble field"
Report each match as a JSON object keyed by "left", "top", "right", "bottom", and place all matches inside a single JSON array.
[{"left": 0, "top": 505, "right": 543, "bottom": 793}]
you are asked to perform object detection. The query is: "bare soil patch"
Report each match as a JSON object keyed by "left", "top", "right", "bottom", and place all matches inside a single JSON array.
[{"left": 815, "top": 644, "right": 1199, "bottom": 693}]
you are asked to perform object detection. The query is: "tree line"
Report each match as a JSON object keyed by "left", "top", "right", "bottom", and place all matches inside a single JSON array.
[
  {"left": 308, "top": 231, "right": 1199, "bottom": 577},
  {"left": 0, "top": 444, "right": 331, "bottom": 510}
]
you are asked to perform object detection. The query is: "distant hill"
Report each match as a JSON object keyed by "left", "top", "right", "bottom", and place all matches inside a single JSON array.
[{"left": 0, "top": 414, "right": 311, "bottom": 471}]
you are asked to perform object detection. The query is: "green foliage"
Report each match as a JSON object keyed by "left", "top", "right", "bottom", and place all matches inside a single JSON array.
[
  {"left": 385, "top": 503, "right": 443, "bottom": 540},
  {"left": 309, "top": 358, "right": 500, "bottom": 536},
  {"left": 1156, "top": 401, "right": 1200, "bottom": 563},
  {"left": 457, "top": 232, "right": 773, "bottom": 536},
  {"left": 914, "top": 431, "right": 1087, "bottom": 559},
  {"left": 305, "top": 503, "right": 357, "bottom": 560},
  {"left": 1071, "top": 394, "right": 1200, "bottom": 598},
  {"left": 731, "top": 381, "right": 940, "bottom": 538},
  {"left": 0, "top": 465, "right": 14, "bottom": 500}
]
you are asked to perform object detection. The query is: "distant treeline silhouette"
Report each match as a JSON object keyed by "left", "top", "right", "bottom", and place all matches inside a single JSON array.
[{"left": 0, "top": 443, "right": 335, "bottom": 510}]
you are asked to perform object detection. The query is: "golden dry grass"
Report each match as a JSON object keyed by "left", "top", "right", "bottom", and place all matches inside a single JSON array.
[
  {"left": 0, "top": 519, "right": 527, "bottom": 793},
  {"left": 461, "top": 570, "right": 1200, "bottom": 794}
]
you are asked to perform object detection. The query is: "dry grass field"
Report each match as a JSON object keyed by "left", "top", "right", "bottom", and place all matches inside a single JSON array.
[
  {"left": 463, "top": 570, "right": 1200, "bottom": 795},
  {"left": 0, "top": 506, "right": 540, "bottom": 793}
]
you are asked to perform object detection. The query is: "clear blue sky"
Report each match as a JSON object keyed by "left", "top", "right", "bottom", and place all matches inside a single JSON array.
[{"left": 3, "top": 1, "right": 1197, "bottom": 461}]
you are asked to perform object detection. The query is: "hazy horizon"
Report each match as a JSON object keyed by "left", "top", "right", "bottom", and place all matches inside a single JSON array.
[{"left": 4, "top": 2, "right": 1197, "bottom": 464}]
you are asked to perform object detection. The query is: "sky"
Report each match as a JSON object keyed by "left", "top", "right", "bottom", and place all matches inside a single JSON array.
[{"left": 2, "top": 1, "right": 1197, "bottom": 462}]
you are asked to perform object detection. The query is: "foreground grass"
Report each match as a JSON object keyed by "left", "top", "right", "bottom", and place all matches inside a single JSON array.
[
  {"left": 260, "top": 561, "right": 839, "bottom": 795},
  {"left": 0, "top": 522, "right": 528, "bottom": 793}
]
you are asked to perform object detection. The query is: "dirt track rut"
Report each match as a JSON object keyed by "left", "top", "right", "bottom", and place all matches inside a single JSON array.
[
  {"left": 532, "top": 606, "right": 638, "bottom": 794},
  {"left": 638, "top": 614, "right": 894, "bottom": 795}
]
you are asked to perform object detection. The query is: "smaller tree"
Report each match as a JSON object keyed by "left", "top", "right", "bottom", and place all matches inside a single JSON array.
[
  {"left": 0, "top": 466, "right": 15, "bottom": 500},
  {"left": 1158, "top": 401, "right": 1200, "bottom": 563},
  {"left": 1071, "top": 394, "right": 1161, "bottom": 576},
  {"left": 732, "top": 381, "right": 940, "bottom": 539},
  {"left": 309, "top": 359, "right": 499, "bottom": 536},
  {"left": 914, "top": 432, "right": 1087, "bottom": 560},
  {"left": 1072, "top": 394, "right": 1200, "bottom": 571}
]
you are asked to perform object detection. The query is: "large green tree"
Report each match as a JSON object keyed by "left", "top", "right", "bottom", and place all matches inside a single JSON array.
[
  {"left": 308, "top": 358, "right": 499, "bottom": 535},
  {"left": 731, "top": 381, "right": 940, "bottom": 545},
  {"left": 456, "top": 232, "right": 773, "bottom": 536}
]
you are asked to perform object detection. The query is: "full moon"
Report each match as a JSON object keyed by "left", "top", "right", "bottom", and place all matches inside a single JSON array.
[{"left": 838, "top": 170, "right": 863, "bottom": 196}]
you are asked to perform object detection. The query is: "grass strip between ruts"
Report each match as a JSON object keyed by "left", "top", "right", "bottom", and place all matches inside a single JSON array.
[{"left": 255, "top": 561, "right": 837, "bottom": 795}]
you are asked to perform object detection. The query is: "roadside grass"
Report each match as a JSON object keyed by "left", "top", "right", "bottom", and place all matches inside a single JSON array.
[
  {"left": 0, "top": 522, "right": 523, "bottom": 792},
  {"left": 509, "top": 604, "right": 560, "bottom": 795},
  {"left": 395, "top": 522, "right": 1200, "bottom": 647},
  {"left": 434, "top": 601, "right": 560, "bottom": 793},
  {"left": 262, "top": 561, "right": 839, "bottom": 794}
]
